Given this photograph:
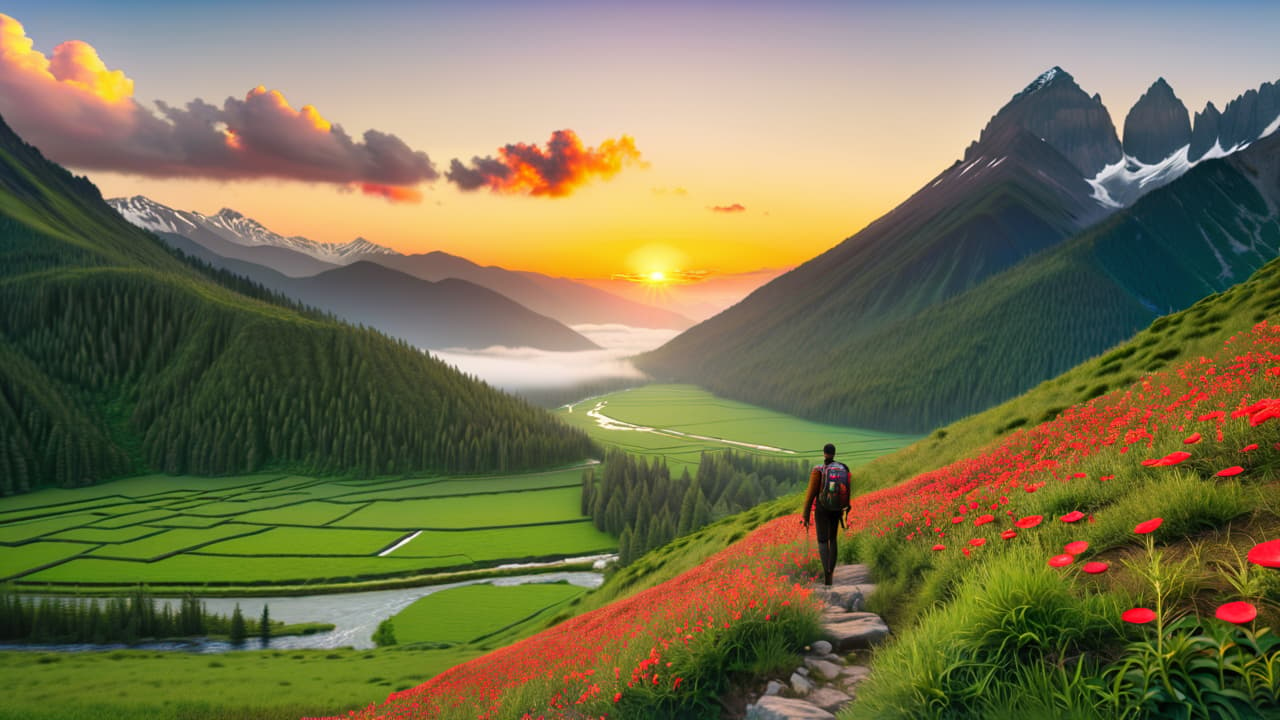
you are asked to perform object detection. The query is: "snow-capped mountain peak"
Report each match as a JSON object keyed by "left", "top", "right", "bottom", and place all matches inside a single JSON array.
[{"left": 107, "top": 196, "right": 402, "bottom": 264}]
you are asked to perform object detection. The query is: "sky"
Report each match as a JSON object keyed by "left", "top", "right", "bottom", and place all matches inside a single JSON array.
[{"left": 3, "top": 0, "right": 1279, "bottom": 280}]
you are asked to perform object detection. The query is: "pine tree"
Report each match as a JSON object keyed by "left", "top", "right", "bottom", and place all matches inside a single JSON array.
[
  {"left": 260, "top": 604, "right": 271, "bottom": 645},
  {"left": 229, "top": 604, "right": 247, "bottom": 645}
]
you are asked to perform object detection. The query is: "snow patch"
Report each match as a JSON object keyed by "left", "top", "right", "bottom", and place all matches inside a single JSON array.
[
  {"left": 1087, "top": 146, "right": 1195, "bottom": 209},
  {"left": 1260, "top": 113, "right": 1280, "bottom": 140}
]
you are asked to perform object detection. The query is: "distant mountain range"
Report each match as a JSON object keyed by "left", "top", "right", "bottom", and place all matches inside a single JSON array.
[
  {"left": 108, "top": 196, "right": 693, "bottom": 334},
  {"left": 637, "top": 68, "right": 1280, "bottom": 433}
]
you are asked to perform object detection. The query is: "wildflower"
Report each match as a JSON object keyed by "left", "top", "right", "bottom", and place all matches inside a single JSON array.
[
  {"left": 1215, "top": 601, "right": 1258, "bottom": 624},
  {"left": 1048, "top": 554, "right": 1074, "bottom": 568},
  {"left": 1082, "top": 561, "right": 1109, "bottom": 574},
  {"left": 1014, "top": 515, "right": 1043, "bottom": 529},
  {"left": 1215, "top": 466, "right": 1244, "bottom": 477},
  {"left": 1242, "top": 443, "right": 1259, "bottom": 452},
  {"left": 1122, "top": 608, "right": 1157, "bottom": 624},
  {"left": 1134, "top": 518, "right": 1163, "bottom": 534},
  {"left": 969, "top": 538, "right": 986, "bottom": 547},
  {"left": 1183, "top": 432, "right": 1201, "bottom": 444},
  {"left": 1247, "top": 539, "right": 1280, "bottom": 567},
  {"left": 973, "top": 514, "right": 994, "bottom": 526},
  {"left": 931, "top": 544, "right": 945, "bottom": 551},
  {"left": 1064, "top": 541, "right": 1089, "bottom": 555},
  {"left": 1000, "top": 530, "right": 1017, "bottom": 540},
  {"left": 1060, "top": 511, "right": 1085, "bottom": 523}
]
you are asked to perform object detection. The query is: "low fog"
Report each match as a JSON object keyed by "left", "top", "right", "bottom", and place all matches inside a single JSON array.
[{"left": 430, "top": 324, "right": 681, "bottom": 396}]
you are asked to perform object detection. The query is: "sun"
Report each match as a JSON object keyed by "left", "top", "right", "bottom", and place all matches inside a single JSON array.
[{"left": 648, "top": 270, "right": 666, "bottom": 283}]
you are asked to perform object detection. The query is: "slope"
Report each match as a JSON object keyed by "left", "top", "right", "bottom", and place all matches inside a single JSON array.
[
  {"left": 0, "top": 113, "right": 594, "bottom": 493},
  {"left": 340, "top": 213, "right": 1280, "bottom": 720}
]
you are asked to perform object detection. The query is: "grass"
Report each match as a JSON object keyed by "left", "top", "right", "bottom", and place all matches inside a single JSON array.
[
  {"left": 0, "top": 468, "right": 608, "bottom": 591},
  {"left": 386, "top": 582, "right": 586, "bottom": 646},
  {"left": 333, "top": 486, "right": 587, "bottom": 530},
  {"left": 0, "top": 646, "right": 482, "bottom": 720},
  {"left": 560, "top": 384, "right": 918, "bottom": 474}
]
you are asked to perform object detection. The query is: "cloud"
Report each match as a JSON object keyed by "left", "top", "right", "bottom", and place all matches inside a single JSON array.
[
  {"left": 710, "top": 203, "right": 746, "bottom": 213},
  {"left": 611, "top": 270, "right": 711, "bottom": 284},
  {"left": 447, "top": 129, "right": 645, "bottom": 197},
  {"left": 0, "top": 14, "right": 435, "bottom": 202}
]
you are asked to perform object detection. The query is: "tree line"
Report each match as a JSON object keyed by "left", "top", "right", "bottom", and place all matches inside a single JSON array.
[
  {"left": 0, "top": 587, "right": 276, "bottom": 645},
  {"left": 582, "top": 448, "right": 809, "bottom": 566}
]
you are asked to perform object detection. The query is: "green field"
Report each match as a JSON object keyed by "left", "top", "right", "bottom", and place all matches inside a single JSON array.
[
  {"left": 387, "top": 582, "right": 586, "bottom": 645},
  {"left": 561, "top": 384, "right": 918, "bottom": 472},
  {"left": 0, "top": 466, "right": 611, "bottom": 590},
  {"left": 0, "top": 646, "right": 481, "bottom": 720}
]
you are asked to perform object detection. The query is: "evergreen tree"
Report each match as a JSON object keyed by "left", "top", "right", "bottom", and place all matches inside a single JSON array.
[
  {"left": 260, "top": 604, "right": 271, "bottom": 645},
  {"left": 229, "top": 604, "right": 247, "bottom": 645}
]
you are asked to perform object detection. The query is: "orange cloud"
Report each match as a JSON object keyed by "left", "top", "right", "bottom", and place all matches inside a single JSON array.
[
  {"left": 447, "top": 129, "right": 645, "bottom": 197},
  {"left": 710, "top": 203, "right": 746, "bottom": 213},
  {"left": 358, "top": 182, "right": 423, "bottom": 204},
  {"left": 0, "top": 13, "right": 433, "bottom": 201}
]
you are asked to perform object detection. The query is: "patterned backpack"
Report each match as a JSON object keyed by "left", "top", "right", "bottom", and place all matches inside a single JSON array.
[{"left": 817, "top": 462, "right": 850, "bottom": 511}]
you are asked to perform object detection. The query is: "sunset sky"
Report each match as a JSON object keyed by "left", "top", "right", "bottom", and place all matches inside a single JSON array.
[{"left": 3, "top": 0, "right": 1279, "bottom": 280}]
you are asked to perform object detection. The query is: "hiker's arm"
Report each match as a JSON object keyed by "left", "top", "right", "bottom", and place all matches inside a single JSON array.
[{"left": 801, "top": 467, "right": 821, "bottom": 525}]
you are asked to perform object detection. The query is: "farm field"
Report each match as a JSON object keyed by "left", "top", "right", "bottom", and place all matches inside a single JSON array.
[
  {"left": 0, "top": 466, "right": 613, "bottom": 591},
  {"left": 560, "top": 384, "right": 918, "bottom": 473},
  {"left": 386, "top": 582, "right": 586, "bottom": 646}
]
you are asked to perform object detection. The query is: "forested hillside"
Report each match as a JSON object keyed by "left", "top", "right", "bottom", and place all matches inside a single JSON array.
[{"left": 0, "top": 114, "right": 594, "bottom": 494}]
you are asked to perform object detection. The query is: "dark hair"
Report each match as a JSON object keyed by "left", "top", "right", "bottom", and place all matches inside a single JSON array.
[{"left": 823, "top": 443, "right": 836, "bottom": 456}]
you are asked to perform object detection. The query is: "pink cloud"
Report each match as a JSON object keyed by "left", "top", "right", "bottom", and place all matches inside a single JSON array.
[
  {"left": 710, "top": 203, "right": 746, "bottom": 213},
  {"left": 0, "top": 14, "right": 435, "bottom": 202}
]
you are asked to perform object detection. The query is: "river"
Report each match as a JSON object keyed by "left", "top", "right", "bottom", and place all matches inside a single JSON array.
[{"left": 3, "top": 568, "right": 605, "bottom": 653}]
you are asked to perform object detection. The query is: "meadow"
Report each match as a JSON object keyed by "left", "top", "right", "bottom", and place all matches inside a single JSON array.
[
  {"left": 559, "top": 383, "right": 918, "bottom": 473},
  {"left": 0, "top": 466, "right": 614, "bottom": 592},
  {"left": 383, "top": 582, "right": 587, "bottom": 646}
]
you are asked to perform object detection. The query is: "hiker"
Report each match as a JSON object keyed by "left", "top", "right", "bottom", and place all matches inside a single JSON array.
[{"left": 802, "top": 442, "right": 851, "bottom": 586}]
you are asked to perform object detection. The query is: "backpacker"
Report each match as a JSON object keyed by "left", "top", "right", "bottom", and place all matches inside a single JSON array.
[{"left": 816, "top": 462, "right": 850, "bottom": 511}]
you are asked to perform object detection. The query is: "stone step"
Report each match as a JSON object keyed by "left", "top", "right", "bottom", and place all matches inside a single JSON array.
[
  {"left": 746, "top": 696, "right": 837, "bottom": 720},
  {"left": 825, "top": 611, "right": 890, "bottom": 652}
]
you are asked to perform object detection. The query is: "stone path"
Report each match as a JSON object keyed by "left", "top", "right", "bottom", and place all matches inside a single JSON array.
[{"left": 743, "top": 564, "right": 889, "bottom": 720}]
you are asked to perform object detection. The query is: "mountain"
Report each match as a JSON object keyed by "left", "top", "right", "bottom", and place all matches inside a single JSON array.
[
  {"left": 637, "top": 69, "right": 1280, "bottom": 433},
  {"left": 110, "top": 196, "right": 692, "bottom": 330},
  {"left": 1122, "top": 77, "right": 1192, "bottom": 164},
  {"left": 108, "top": 195, "right": 396, "bottom": 267},
  {"left": 148, "top": 228, "right": 599, "bottom": 351},
  {"left": 366, "top": 251, "right": 694, "bottom": 329},
  {"left": 0, "top": 113, "right": 594, "bottom": 494}
]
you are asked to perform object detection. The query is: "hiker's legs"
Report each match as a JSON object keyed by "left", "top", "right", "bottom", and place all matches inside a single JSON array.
[{"left": 815, "top": 511, "right": 837, "bottom": 585}]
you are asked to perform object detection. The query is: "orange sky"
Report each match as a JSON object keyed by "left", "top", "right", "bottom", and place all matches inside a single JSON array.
[{"left": 5, "top": 2, "right": 1280, "bottom": 280}]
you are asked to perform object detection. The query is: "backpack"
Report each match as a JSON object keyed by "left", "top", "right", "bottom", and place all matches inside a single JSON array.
[{"left": 816, "top": 462, "right": 850, "bottom": 511}]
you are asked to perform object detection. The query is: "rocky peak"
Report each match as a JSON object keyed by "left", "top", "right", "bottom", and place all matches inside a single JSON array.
[
  {"left": 968, "top": 67, "right": 1122, "bottom": 177},
  {"left": 1122, "top": 77, "right": 1192, "bottom": 164}
]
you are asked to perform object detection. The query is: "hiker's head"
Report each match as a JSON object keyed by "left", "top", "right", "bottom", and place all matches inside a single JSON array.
[{"left": 823, "top": 443, "right": 835, "bottom": 460}]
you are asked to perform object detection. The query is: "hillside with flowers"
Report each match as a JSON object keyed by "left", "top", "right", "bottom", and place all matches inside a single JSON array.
[{"left": 330, "top": 228, "right": 1280, "bottom": 718}]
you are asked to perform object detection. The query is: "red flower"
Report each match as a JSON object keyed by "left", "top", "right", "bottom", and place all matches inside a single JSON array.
[
  {"left": 931, "top": 544, "right": 946, "bottom": 551},
  {"left": 1215, "top": 466, "right": 1244, "bottom": 477},
  {"left": 1248, "top": 539, "right": 1280, "bottom": 567},
  {"left": 974, "top": 514, "right": 994, "bottom": 526},
  {"left": 1060, "top": 511, "right": 1085, "bottom": 523},
  {"left": 950, "top": 516, "right": 965, "bottom": 525},
  {"left": 969, "top": 538, "right": 986, "bottom": 547},
  {"left": 1064, "top": 541, "right": 1089, "bottom": 555},
  {"left": 1000, "top": 530, "right": 1017, "bottom": 540},
  {"left": 1014, "top": 515, "right": 1043, "bottom": 529},
  {"left": 1071, "top": 472, "right": 1087, "bottom": 479},
  {"left": 1134, "top": 518, "right": 1163, "bottom": 534},
  {"left": 1183, "top": 432, "right": 1201, "bottom": 444},
  {"left": 1242, "top": 443, "right": 1259, "bottom": 452},
  {"left": 1154, "top": 450, "right": 1192, "bottom": 466},
  {"left": 1215, "top": 601, "right": 1258, "bottom": 624},
  {"left": 1082, "top": 561, "right": 1109, "bottom": 574},
  {"left": 1122, "top": 608, "right": 1157, "bottom": 624},
  {"left": 1048, "top": 554, "right": 1074, "bottom": 568},
  {"left": 1198, "top": 411, "right": 1225, "bottom": 421},
  {"left": 613, "top": 692, "right": 622, "bottom": 703}
]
